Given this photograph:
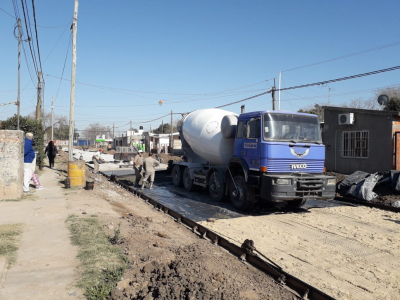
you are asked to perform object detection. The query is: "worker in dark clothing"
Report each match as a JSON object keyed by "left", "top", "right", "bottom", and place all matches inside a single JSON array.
[
  {"left": 141, "top": 153, "right": 160, "bottom": 190},
  {"left": 45, "top": 141, "right": 58, "bottom": 168}
]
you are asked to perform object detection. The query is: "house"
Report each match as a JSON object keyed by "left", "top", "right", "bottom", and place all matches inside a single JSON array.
[
  {"left": 323, "top": 106, "right": 400, "bottom": 174},
  {"left": 144, "top": 132, "right": 181, "bottom": 154}
]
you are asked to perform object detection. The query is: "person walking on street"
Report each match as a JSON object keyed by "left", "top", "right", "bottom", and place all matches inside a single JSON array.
[
  {"left": 23, "top": 132, "right": 35, "bottom": 193},
  {"left": 133, "top": 150, "right": 144, "bottom": 187},
  {"left": 45, "top": 141, "right": 58, "bottom": 168},
  {"left": 141, "top": 152, "right": 160, "bottom": 190}
]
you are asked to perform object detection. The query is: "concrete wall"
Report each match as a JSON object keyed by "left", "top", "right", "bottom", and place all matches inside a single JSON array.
[
  {"left": 324, "top": 108, "right": 394, "bottom": 174},
  {"left": 0, "top": 130, "right": 24, "bottom": 200}
]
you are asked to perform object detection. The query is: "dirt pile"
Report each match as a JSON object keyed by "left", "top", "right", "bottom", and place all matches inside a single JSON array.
[{"left": 110, "top": 213, "right": 294, "bottom": 300}]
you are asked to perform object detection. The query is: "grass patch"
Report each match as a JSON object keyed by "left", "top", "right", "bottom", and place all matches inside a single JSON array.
[
  {"left": 0, "top": 224, "right": 24, "bottom": 268},
  {"left": 66, "top": 214, "right": 127, "bottom": 300}
]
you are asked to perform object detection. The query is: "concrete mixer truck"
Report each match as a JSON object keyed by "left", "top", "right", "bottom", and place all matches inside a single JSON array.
[{"left": 170, "top": 108, "right": 336, "bottom": 211}]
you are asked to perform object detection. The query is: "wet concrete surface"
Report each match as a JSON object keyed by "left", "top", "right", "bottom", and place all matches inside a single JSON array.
[{"left": 106, "top": 170, "right": 354, "bottom": 222}]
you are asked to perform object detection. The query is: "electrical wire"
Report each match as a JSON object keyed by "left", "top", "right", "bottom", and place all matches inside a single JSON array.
[
  {"left": 54, "top": 33, "right": 72, "bottom": 103},
  {"left": 1, "top": 6, "right": 71, "bottom": 28},
  {"left": 31, "top": 0, "right": 43, "bottom": 76},
  {"left": 278, "top": 65, "right": 400, "bottom": 92},
  {"left": 43, "top": 19, "right": 72, "bottom": 65},
  {"left": 283, "top": 40, "right": 400, "bottom": 72},
  {"left": 20, "top": 0, "right": 39, "bottom": 75}
]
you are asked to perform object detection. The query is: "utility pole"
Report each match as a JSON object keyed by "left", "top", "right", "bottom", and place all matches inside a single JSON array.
[
  {"left": 161, "top": 120, "right": 164, "bottom": 133},
  {"left": 278, "top": 71, "right": 282, "bottom": 110},
  {"left": 51, "top": 96, "right": 54, "bottom": 141},
  {"left": 271, "top": 79, "right": 276, "bottom": 110},
  {"left": 170, "top": 110, "right": 173, "bottom": 154},
  {"left": 17, "top": 19, "right": 21, "bottom": 130},
  {"left": 113, "top": 123, "right": 115, "bottom": 139},
  {"left": 36, "top": 71, "right": 42, "bottom": 120},
  {"left": 130, "top": 120, "right": 132, "bottom": 130},
  {"left": 68, "top": 0, "right": 78, "bottom": 161}
]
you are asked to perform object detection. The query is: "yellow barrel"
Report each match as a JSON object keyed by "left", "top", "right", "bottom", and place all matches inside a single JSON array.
[{"left": 68, "top": 160, "right": 86, "bottom": 187}]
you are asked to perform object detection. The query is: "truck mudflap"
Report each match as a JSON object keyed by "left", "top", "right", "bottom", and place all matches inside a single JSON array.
[{"left": 260, "top": 173, "right": 336, "bottom": 202}]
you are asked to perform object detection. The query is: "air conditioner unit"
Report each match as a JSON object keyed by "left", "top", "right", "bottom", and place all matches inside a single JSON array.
[{"left": 338, "top": 113, "right": 355, "bottom": 125}]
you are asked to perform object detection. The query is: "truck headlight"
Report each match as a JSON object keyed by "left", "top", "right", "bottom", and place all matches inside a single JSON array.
[
  {"left": 327, "top": 178, "right": 336, "bottom": 185},
  {"left": 275, "top": 178, "right": 291, "bottom": 185}
]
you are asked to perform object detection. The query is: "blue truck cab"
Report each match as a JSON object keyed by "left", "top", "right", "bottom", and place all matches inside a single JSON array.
[{"left": 227, "top": 110, "right": 336, "bottom": 210}]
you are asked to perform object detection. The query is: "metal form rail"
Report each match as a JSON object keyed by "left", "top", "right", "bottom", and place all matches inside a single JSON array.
[
  {"left": 103, "top": 172, "right": 334, "bottom": 300},
  {"left": 336, "top": 196, "right": 400, "bottom": 213}
]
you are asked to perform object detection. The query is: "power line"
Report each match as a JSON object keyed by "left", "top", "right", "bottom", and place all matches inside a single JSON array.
[
  {"left": 278, "top": 65, "right": 400, "bottom": 92},
  {"left": 215, "top": 65, "right": 400, "bottom": 109},
  {"left": 30, "top": 0, "right": 43, "bottom": 76},
  {"left": 54, "top": 33, "right": 72, "bottom": 103},
  {"left": 44, "top": 73, "right": 272, "bottom": 97},
  {"left": 1, "top": 6, "right": 70, "bottom": 28},
  {"left": 283, "top": 40, "right": 400, "bottom": 72}
]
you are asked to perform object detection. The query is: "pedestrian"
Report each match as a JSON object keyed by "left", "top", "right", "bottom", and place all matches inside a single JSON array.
[
  {"left": 141, "top": 152, "right": 160, "bottom": 190},
  {"left": 133, "top": 150, "right": 144, "bottom": 187},
  {"left": 45, "top": 141, "right": 58, "bottom": 168},
  {"left": 23, "top": 132, "right": 35, "bottom": 193},
  {"left": 31, "top": 156, "right": 44, "bottom": 190}
]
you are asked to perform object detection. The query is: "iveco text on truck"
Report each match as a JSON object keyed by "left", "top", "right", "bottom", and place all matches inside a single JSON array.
[{"left": 170, "top": 108, "right": 335, "bottom": 211}]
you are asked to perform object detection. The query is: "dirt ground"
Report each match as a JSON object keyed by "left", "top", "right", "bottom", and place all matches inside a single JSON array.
[
  {"left": 200, "top": 205, "right": 400, "bottom": 300},
  {"left": 61, "top": 151, "right": 295, "bottom": 299}
]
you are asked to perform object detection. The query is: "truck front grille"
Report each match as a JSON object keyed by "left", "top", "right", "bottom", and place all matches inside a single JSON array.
[{"left": 267, "top": 159, "right": 324, "bottom": 173}]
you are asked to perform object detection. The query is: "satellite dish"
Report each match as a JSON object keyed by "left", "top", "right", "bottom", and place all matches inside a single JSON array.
[{"left": 378, "top": 94, "right": 389, "bottom": 106}]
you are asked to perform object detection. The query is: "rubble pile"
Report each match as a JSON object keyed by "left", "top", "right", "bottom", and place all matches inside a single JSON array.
[{"left": 337, "top": 171, "right": 400, "bottom": 207}]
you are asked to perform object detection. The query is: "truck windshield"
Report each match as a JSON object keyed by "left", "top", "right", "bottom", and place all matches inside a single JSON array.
[{"left": 263, "top": 113, "right": 321, "bottom": 143}]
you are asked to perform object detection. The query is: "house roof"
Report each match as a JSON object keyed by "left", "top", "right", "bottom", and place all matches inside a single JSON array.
[{"left": 322, "top": 106, "right": 400, "bottom": 117}]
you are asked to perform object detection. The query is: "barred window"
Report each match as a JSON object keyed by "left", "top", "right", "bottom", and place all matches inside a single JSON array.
[{"left": 341, "top": 131, "right": 369, "bottom": 158}]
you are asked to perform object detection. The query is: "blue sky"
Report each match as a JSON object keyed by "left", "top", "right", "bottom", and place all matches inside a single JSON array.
[{"left": 1, "top": 0, "right": 399, "bottom": 135}]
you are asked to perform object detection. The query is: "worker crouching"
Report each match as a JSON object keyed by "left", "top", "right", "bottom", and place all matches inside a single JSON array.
[{"left": 141, "top": 152, "right": 160, "bottom": 190}]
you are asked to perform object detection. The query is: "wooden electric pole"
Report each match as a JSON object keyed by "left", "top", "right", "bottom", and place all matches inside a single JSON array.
[
  {"left": 68, "top": 0, "right": 79, "bottom": 161},
  {"left": 17, "top": 18, "right": 21, "bottom": 130},
  {"left": 36, "top": 71, "right": 42, "bottom": 120}
]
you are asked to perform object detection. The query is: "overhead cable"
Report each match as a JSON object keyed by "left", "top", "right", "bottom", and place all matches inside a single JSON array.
[
  {"left": 278, "top": 65, "right": 400, "bottom": 92},
  {"left": 283, "top": 41, "right": 400, "bottom": 72}
]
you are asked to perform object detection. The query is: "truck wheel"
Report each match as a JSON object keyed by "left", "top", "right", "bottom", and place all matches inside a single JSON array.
[
  {"left": 172, "top": 165, "right": 183, "bottom": 187},
  {"left": 229, "top": 175, "right": 254, "bottom": 211},
  {"left": 183, "top": 167, "right": 196, "bottom": 191},
  {"left": 209, "top": 172, "right": 224, "bottom": 202}
]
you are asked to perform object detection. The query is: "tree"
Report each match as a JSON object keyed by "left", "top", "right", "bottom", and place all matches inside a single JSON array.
[
  {"left": 84, "top": 123, "right": 108, "bottom": 144},
  {"left": 153, "top": 122, "right": 177, "bottom": 134},
  {"left": 383, "top": 97, "right": 400, "bottom": 112},
  {"left": 298, "top": 103, "right": 325, "bottom": 121},
  {"left": 0, "top": 114, "right": 45, "bottom": 169},
  {"left": 340, "top": 98, "right": 380, "bottom": 110}
]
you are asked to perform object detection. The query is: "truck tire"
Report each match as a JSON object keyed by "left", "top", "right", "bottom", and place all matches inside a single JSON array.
[
  {"left": 229, "top": 175, "right": 254, "bottom": 211},
  {"left": 183, "top": 167, "right": 196, "bottom": 191},
  {"left": 209, "top": 171, "right": 224, "bottom": 202},
  {"left": 172, "top": 165, "right": 183, "bottom": 187}
]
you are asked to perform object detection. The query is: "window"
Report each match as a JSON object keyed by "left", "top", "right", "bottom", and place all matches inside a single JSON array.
[
  {"left": 248, "top": 118, "right": 260, "bottom": 139},
  {"left": 341, "top": 131, "right": 369, "bottom": 158},
  {"left": 236, "top": 121, "right": 244, "bottom": 138}
]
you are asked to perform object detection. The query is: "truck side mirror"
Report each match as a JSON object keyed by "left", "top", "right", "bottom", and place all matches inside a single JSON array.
[{"left": 243, "top": 125, "right": 248, "bottom": 138}]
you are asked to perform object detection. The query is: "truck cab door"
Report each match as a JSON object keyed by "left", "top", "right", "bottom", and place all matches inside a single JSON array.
[{"left": 242, "top": 118, "right": 261, "bottom": 171}]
